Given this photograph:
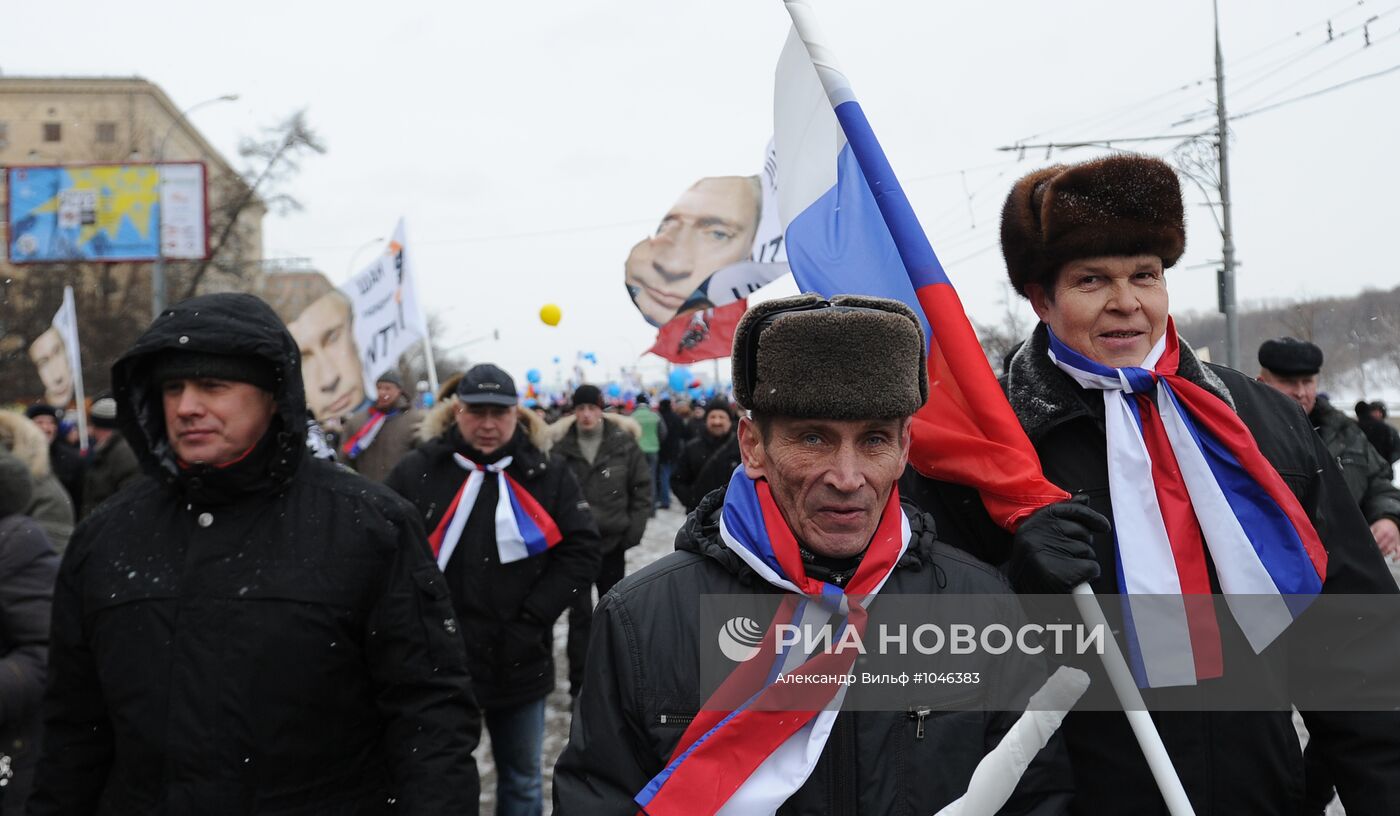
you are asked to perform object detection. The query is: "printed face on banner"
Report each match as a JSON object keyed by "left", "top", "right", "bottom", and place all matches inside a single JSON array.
[
  {"left": 288, "top": 291, "right": 367, "bottom": 420},
  {"left": 28, "top": 327, "right": 74, "bottom": 408},
  {"left": 625, "top": 160, "right": 788, "bottom": 330}
]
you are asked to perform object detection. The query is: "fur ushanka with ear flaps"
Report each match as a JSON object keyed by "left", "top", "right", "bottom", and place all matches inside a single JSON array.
[
  {"left": 1000, "top": 154, "right": 1186, "bottom": 296},
  {"left": 730, "top": 293, "right": 928, "bottom": 420}
]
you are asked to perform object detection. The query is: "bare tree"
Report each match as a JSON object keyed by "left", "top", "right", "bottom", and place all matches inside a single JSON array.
[
  {"left": 177, "top": 109, "right": 326, "bottom": 299},
  {"left": 972, "top": 282, "right": 1034, "bottom": 373}
]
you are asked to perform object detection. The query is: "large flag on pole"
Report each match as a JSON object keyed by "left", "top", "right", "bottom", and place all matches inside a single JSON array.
[
  {"left": 774, "top": 6, "right": 1066, "bottom": 530},
  {"left": 339, "top": 218, "right": 440, "bottom": 398},
  {"left": 52, "top": 286, "right": 88, "bottom": 452}
]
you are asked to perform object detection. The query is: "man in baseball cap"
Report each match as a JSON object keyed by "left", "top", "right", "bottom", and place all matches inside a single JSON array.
[{"left": 387, "top": 363, "right": 600, "bottom": 813}]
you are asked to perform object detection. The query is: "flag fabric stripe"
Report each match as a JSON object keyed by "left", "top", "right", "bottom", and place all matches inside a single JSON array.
[
  {"left": 635, "top": 467, "right": 909, "bottom": 814},
  {"left": 342, "top": 409, "right": 395, "bottom": 459},
  {"left": 427, "top": 455, "right": 563, "bottom": 570},
  {"left": 1048, "top": 323, "right": 1326, "bottom": 686},
  {"left": 774, "top": 27, "right": 1069, "bottom": 532}
]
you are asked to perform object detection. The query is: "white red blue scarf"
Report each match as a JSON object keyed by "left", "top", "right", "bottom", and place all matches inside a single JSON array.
[
  {"left": 427, "top": 453, "right": 562, "bottom": 568},
  {"left": 1047, "top": 319, "right": 1326, "bottom": 688},
  {"left": 342, "top": 407, "right": 399, "bottom": 460},
  {"left": 635, "top": 467, "right": 910, "bottom": 815}
]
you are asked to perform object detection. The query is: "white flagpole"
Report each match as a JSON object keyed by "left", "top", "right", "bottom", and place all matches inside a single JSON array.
[
  {"left": 59, "top": 286, "right": 89, "bottom": 454},
  {"left": 777, "top": 3, "right": 1195, "bottom": 814},
  {"left": 1072, "top": 584, "right": 1196, "bottom": 816}
]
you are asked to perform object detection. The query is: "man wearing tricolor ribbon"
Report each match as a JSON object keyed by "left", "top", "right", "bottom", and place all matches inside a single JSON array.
[
  {"left": 387, "top": 363, "right": 600, "bottom": 816},
  {"left": 988, "top": 155, "right": 1400, "bottom": 814},
  {"left": 340, "top": 370, "right": 424, "bottom": 482},
  {"left": 554, "top": 295, "right": 1071, "bottom": 814}
]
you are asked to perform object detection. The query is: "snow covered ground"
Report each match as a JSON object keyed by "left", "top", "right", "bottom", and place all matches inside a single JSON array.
[{"left": 476, "top": 502, "right": 688, "bottom": 814}]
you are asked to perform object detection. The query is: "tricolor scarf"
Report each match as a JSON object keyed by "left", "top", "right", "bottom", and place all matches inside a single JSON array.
[
  {"left": 427, "top": 453, "right": 562, "bottom": 569},
  {"left": 1047, "top": 319, "right": 1326, "bottom": 688},
  {"left": 635, "top": 467, "right": 910, "bottom": 815},
  {"left": 342, "top": 408, "right": 399, "bottom": 460}
]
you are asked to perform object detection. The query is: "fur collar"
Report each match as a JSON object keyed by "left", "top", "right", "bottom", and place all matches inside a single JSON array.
[
  {"left": 1003, "top": 322, "right": 1234, "bottom": 441},
  {"left": 0, "top": 411, "right": 52, "bottom": 480},
  {"left": 418, "top": 396, "right": 552, "bottom": 452},
  {"left": 545, "top": 412, "right": 642, "bottom": 450}
]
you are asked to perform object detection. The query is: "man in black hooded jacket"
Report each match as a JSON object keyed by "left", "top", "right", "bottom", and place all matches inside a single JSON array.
[{"left": 30, "top": 293, "right": 481, "bottom": 815}]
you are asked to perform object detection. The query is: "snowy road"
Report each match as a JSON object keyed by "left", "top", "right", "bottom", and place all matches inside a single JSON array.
[{"left": 476, "top": 503, "right": 688, "bottom": 814}]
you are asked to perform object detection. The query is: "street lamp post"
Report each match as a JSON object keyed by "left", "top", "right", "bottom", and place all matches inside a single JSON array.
[{"left": 151, "top": 93, "right": 239, "bottom": 319}]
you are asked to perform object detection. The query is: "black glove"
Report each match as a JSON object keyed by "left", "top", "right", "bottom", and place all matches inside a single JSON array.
[{"left": 1008, "top": 498, "right": 1110, "bottom": 594}]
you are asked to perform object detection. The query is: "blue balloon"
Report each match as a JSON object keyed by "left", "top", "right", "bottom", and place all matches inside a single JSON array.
[
  {"left": 552, "top": 356, "right": 561, "bottom": 365},
  {"left": 668, "top": 367, "right": 692, "bottom": 392},
  {"left": 606, "top": 383, "right": 622, "bottom": 398},
  {"left": 523, "top": 397, "right": 538, "bottom": 408}
]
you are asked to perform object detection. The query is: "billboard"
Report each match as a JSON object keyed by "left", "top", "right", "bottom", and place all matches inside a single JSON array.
[{"left": 6, "top": 162, "right": 208, "bottom": 263}]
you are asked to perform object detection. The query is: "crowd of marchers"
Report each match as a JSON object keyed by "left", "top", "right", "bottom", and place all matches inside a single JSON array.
[{"left": 0, "top": 154, "right": 1397, "bottom": 815}]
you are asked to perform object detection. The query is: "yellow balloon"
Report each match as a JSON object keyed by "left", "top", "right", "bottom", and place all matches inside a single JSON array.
[{"left": 540, "top": 303, "right": 562, "bottom": 326}]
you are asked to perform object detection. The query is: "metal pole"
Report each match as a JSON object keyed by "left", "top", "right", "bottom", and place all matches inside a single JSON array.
[
  {"left": 151, "top": 94, "right": 239, "bottom": 318},
  {"left": 1214, "top": 0, "right": 1240, "bottom": 369}
]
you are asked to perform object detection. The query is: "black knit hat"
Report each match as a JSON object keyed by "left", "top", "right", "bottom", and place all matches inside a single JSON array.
[
  {"left": 731, "top": 293, "right": 927, "bottom": 420},
  {"left": 90, "top": 396, "right": 120, "bottom": 429},
  {"left": 704, "top": 399, "right": 733, "bottom": 419},
  {"left": 572, "top": 384, "right": 604, "bottom": 409},
  {"left": 1258, "top": 337, "right": 1323, "bottom": 377},
  {"left": 149, "top": 350, "right": 278, "bottom": 393},
  {"left": 24, "top": 403, "right": 59, "bottom": 420}
]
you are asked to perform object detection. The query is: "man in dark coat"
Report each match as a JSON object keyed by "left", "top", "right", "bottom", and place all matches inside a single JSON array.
[
  {"left": 31, "top": 293, "right": 481, "bottom": 815},
  {"left": 386, "top": 363, "right": 600, "bottom": 816},
  {"left": 341, "top": 371, "right": 424, "bottom": 482},
  {"left": 1257, "top": 338, "right": 1400, "bottom": 558},
  {"left": 1356, "top": 400, "right": 1400, "bottom": 470},
  {"left": 655, "top": 397, "right": 688, "bottom": 510},
  {"left": 0, "top": 451, "right": 58, "bottom": 814},
  {"left": 551, "top": 384, "right": 651, "bottom": 697},
  {"left": 78, "top": 396, "right": 140, "bottom": 518},
  {"left": 974, "top": 155, "right": 1400, "bottom": 814},
  {"left": 23, "top": 404, "right": 83, "bottom": 510},
  {"left": 669, "top": 399, "right": 740, "bottom": 512},
  {"left": 555, "top": 294, "right": 1076, "bottom": 814}
]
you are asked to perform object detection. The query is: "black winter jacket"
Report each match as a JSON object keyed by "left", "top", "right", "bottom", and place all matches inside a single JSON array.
[
  {"left": 1310, "top": 397, "right": 1400, "bottom": 526},
  {"left": 945, "top": 324, "right": 1400, "bottom": 816},
  {"left": 553, "top": 487, "right": 1073, "bottom": 815},
  {"left": 0, "top": 453, "right": 58, "bottom": 815},
  {"left": 31, "top": 293, "right": 481, "bottom": 815},
  {"left": 386, "top": 416, "right": 601, "bottom": 710},
  {"left": 670, "top": 431, "right": 740, "bottom": 512},
  {"left": 553, "top": 416, "right": 651, "bottom": 554}
]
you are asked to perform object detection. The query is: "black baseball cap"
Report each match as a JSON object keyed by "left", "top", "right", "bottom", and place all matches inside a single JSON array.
[{"left": 457, "top": 363, "right": 518, "bottom": 406}]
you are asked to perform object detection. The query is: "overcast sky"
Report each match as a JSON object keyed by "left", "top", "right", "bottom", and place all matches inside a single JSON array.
[{"left": 6, "top": 0, "right": 1398, "bottom": 388}]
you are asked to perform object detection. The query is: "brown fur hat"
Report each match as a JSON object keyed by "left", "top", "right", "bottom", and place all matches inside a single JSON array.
[
  {"left": 1000, "top": 155, "right": 1185, "bottom": 296},
  {"left": 731, "top": 293, "right": 927, "bottom": 420}
]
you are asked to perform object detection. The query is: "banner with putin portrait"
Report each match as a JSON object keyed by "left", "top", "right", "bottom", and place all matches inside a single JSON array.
[
  {"left": 628, "top": 142, "right": 789, "bottom": 363},
  {"left": 274, "top": 219, "right": 430, "bottom": 422}
]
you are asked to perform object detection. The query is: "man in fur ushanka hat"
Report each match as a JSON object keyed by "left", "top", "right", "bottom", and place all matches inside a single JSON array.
[
  {"left": 555, "top": 293, "right": 1074, "bottom": 814},
  {"left": 969, "top": 154, "right": 1400, "bottom": 814}
]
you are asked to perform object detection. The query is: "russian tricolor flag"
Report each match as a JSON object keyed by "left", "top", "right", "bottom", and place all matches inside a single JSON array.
[{"left": 773, "top": 20, "right": 1065, "bottom": 530}]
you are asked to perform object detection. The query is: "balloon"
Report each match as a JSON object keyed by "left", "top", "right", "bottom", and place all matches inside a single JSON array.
[
  {"left": 668, "top": 367, "right": 692, "bottom": 392},
  {"left": 552, "top": 356, "right": 561, "bottom": 365},
  {"left": 526, "top": 368, "right": 542, "bottom": 384},
  {"left": 523, "top": 398, "right": 539, "bottom": 408},
  {"left": 606, "top": 383, "right": 622, "bottom": 398},
  {"left": 539, "top": 304, "right": 562, "bottom": 326},
  {"left": 582, "top": 352, "right": 598, "bottom": 365}
]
